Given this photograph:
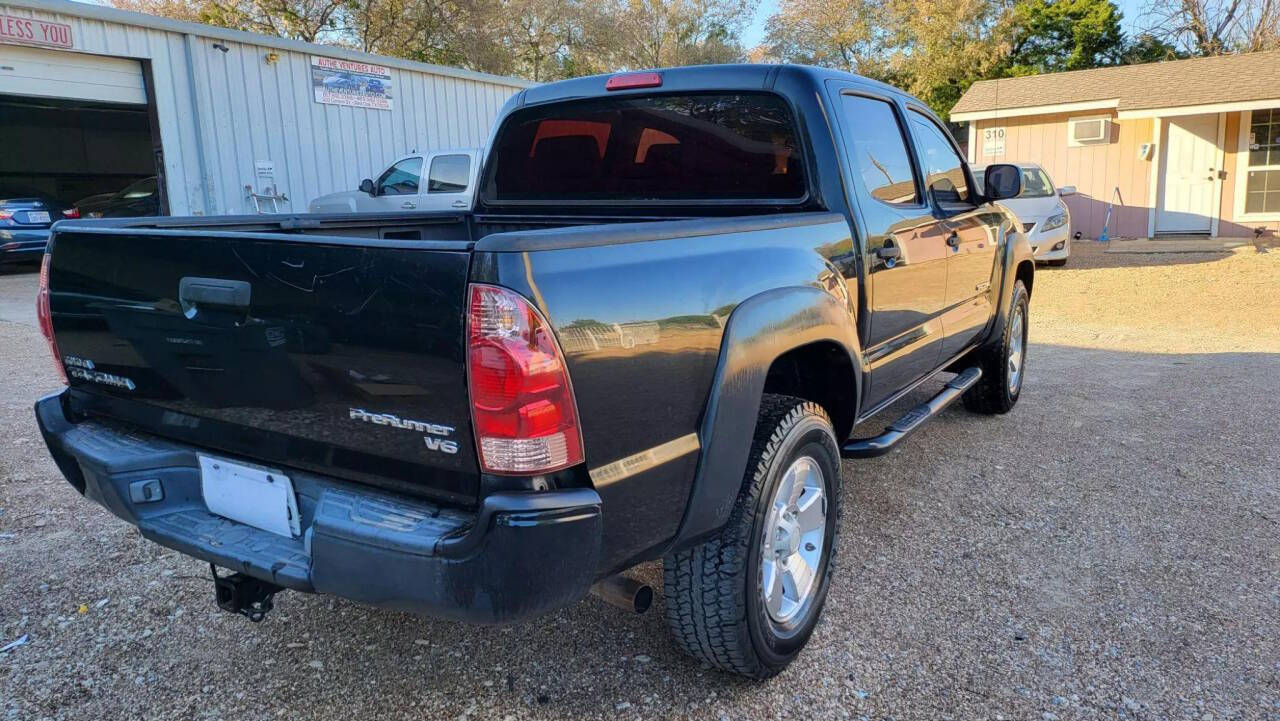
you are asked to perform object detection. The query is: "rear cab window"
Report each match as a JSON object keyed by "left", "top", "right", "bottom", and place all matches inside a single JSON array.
[{"left": 484, "top": 93, "right": 807, "bottom": 204}]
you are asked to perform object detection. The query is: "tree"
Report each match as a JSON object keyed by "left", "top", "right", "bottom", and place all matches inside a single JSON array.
[
  {"left": 764, "top": 0, "right": 895, "bottom": 76},
  {"left": 605, "top": 0, "right": 756, "bottom": 69},
  {"left": 998, "top": 0, "right": 1127, "bottom": 75},
  {"left": 1139, "top": 0, "right": 1280, "bottom": 54}
]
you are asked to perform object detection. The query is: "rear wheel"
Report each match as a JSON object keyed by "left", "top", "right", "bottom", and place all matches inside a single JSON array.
[
  {"left": 663, "top": 395, "right": 841, "bottom": 679},
  {"left": 962, "top": 279, "right": 1029, "bottom": 414}
]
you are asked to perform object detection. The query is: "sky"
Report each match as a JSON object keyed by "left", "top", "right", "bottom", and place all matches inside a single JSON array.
[{"left": 741, "top": 0, "right": 1149, "bottom": 50}]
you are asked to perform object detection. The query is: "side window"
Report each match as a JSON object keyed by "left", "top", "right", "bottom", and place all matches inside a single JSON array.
[
  {"left": 838, "top": 94, "right": 919, "bottom": 206},
  {"left": 908, "top": 110, "right": 972, "bottom": 205},
  {"left": 376, "top": 157, "right": 423, "bottom": 196},
  {"left": 427, "top": 154, "right": 471, "bottom": 193}
]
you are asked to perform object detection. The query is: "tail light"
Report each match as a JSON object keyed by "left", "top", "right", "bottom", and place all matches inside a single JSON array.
[
  {"left": 467, "top": 284, "right": 583, "bottom": 475},
  {"left": 37, "top": 254, "right": 68, "bottom": 385},
  {"left": 0, "top": 209, "right": 13, "bottom": 220},
  {"left": 61, "top": 208, "right": 80, "bottom": 219}
]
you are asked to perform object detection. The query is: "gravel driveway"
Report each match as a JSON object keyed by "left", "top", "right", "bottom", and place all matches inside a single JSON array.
[{"left": 2, "top": 245, "right": 1278, "bottom": 720}]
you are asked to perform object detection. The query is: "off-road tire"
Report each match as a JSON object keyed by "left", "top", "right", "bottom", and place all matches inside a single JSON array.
[
  {"left": 962, "top": 279, "right": 1029, "bottom": 414},
  {"left": 662, "top": 394, "right": 841, "bottom": 679}
]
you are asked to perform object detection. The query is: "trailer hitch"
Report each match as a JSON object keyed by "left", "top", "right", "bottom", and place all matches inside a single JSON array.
[{"left": 210, "top": 564, "right": 284, "bottom": 622}]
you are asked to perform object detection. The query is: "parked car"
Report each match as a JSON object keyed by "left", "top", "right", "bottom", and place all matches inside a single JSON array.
[
  {"left": 0, "top": 184, "right": 76, "bottom": 264},
  {"left": 77, "top": 176, "right": 161, "bottom": 218},
  {"left": 975, "top": 163, "right": 1074, "bottom": 266},
  {"left": 35, "top": 65, "right": 1034, "bottom": 679},
  {"left": 309, "top": 149, "right": 480, "bottom": 213}
]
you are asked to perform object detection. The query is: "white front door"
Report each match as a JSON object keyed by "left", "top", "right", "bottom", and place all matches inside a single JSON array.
[{"left": 1157, "top": 115, "right": 1219, "bottom": 234}]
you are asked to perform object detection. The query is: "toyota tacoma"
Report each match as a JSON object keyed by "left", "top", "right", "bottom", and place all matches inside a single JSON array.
[{"left": 34, "top": 64, "right": 1033, "bottom": 679}]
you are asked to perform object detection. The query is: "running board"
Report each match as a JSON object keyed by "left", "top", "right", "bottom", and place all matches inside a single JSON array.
[{"left": 841, "top": 367, "right": 983, "bottom": 459}]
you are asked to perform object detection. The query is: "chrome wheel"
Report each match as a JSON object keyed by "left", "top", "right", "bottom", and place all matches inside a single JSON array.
[
  {"left": 760, "top": 456, "right": 826, "bottom": 626},
  {"left": 1007, "top": 305, "right": 1025, "bottom": 395}
]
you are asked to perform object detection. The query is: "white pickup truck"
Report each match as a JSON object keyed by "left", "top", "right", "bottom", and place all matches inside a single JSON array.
[{"left": 308, "top": 148, "right": 480, "bottom": 213}]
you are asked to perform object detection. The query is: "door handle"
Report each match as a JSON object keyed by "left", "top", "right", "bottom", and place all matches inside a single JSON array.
[
  {"left": 451, "top": 200, "right": 467, "bottom": 208},
  {"left": 178, "top": 277, "right": 250, "bottom": 319},
  {"left": 874, "top": 244, "right": 901, "bottom": 261},
  {"left": 946, "top": 232, "right": 960, "bottom": 248},
  {"left": 401, "top": 201, "right": 416, "bottom": 209}
]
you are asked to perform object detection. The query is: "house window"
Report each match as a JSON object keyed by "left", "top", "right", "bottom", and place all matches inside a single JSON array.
[{"left": 1245, "top": 108, "right": 1280, "bottom": 215}]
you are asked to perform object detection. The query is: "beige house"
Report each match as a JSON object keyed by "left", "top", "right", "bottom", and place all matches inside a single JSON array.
[{"left": 953, "top": 51, "right": 1280, "bottom": 239}]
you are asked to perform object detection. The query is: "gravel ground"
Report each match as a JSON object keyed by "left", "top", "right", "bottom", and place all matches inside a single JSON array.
[{"left": 2, "top": 244, "right": 1279, "bottom": 720}]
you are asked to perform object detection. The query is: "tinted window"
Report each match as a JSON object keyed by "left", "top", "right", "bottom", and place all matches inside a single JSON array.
[
  {"left": 839, "top": 95, "right": 918, "bottom": 205},
  {"left": 428, "top": 154, "right": 470, "bottom": 193},
  {"left": 377, "top": 157, "right": 423, "bottom": 196},
  {"left": 908, "top": 111, "right": 971, "bottom": 205},
  {"left": 488, "top": 93, "right": 805, "bottom": 202}
]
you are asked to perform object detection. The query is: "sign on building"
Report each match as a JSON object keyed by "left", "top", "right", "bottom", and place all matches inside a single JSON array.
[
  {"left": 310, "top": 56, "right": 393, "bottom": 110},
  {"left": 983, "top": 126, "right": 1006, "bottom": 156},
  {"left": 0, "top": 13, "right": 73, "bottom": 49}
]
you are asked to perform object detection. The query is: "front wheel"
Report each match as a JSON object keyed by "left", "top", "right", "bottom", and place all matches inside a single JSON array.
[
  {"left": 962, "top": 279, "right": 1029, "bottom": 414},
  {"left": 663, "top": 395, "right": 841, "bottom": 678}
]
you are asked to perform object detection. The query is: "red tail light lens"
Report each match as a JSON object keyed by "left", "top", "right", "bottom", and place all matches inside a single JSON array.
[
  {"left": 467, "top": 284, "right": 583, "bottom": 475},
  {"left": 61, "top": 208, "right": 80, "bottom": 219},
  {"left": 605, "top": 72, "right": 662, "bottom": 91},
  {"left": 37, "top": 254, "right": 68, "bottom": 385}
]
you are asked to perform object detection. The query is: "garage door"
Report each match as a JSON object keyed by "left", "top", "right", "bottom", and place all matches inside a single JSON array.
[{"left": 0, "top": 44, "right": 144, "bottom": 104}]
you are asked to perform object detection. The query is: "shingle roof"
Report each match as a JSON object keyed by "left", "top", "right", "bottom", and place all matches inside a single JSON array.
[{"left": 952, "top": 50, "right": 1280, "bottom": 116}]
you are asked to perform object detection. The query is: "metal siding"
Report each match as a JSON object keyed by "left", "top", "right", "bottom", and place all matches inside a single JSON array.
[{"left": 1, "top": 1, "right": 522, "bottom": 215}]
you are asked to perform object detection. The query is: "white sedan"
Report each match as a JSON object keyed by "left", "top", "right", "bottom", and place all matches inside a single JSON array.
[{"left": 976, "top": 163, "right": 1074, "bottom": 267}]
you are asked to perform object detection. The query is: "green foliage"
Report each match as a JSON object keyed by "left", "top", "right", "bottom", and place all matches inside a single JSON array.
[{"left": 1000, "top": 0, "right": 1126, "bottom": 76}]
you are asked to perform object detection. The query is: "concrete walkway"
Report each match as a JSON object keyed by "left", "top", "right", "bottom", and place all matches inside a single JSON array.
[{"left": 1103, "top": 237, "right": 1273, "bottom": 253}]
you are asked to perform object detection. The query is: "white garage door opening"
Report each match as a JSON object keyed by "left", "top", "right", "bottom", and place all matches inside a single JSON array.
[{"left": 0, "top": 44, "right": 159, "bottom": 216}]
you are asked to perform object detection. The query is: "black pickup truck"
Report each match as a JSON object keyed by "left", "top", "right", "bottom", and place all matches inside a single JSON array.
[{"left": 34, "top": 64, "right": 1032, "bottom": 678}]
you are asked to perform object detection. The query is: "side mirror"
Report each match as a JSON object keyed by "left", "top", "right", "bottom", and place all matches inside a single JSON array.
[
  {"left": 359, "top": 178, "right": 375, "bottom": 195},
  {"left": 1058, "top": 185, "right": 1076, "bottom": 197},
  {"left": 983, "top": 163, "right": 1022, "bottom": 201}
]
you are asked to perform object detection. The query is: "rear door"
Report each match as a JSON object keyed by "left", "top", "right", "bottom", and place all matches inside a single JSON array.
[
  {"left": 417, "top": 152, "right": 475, "bottom": 211},
  {"left": 831, "top": 89, "right": 948, "bottom": 409},
  {"left": 904, "top": 108, "right": 1000, "bottom": 360}
]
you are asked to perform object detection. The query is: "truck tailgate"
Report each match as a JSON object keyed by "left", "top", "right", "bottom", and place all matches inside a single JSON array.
[{"left": 46, "top": 227, "right": 479, "bottom": 504}]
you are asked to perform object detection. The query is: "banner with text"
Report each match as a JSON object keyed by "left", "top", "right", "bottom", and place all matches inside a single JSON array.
[{"left": 311, "top": 56, "right": 393, "bottom": 110}]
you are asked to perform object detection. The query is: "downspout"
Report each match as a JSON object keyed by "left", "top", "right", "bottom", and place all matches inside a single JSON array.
[{"left": 183, "top": 33, "right": 217, "bottom": 215}]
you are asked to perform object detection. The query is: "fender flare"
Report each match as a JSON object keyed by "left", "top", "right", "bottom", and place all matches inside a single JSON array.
[
  {"left": 667, "top": 285, "right": 863, "bottom": 550},
  {"left": 984, "top": 222, "right": 1035, "bottom": 347}
]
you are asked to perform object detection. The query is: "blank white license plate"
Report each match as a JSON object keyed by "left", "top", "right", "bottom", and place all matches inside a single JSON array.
[
  {"left": 199, "top": 455, "right": 300, "bottom": 538},
  {"left": 26, "top": 211, "right": 50, "bottom": 223}
]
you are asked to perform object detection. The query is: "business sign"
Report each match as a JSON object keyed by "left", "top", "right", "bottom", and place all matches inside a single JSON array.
[
  {"left": 0, "top": 13, "right": 73, "bottom": 49},
  {"left": 311, "top": 56, "right": 392, "bottom": 110},
  {"left": 983, "top": 126, "right": 1006, "bottom": 156}
]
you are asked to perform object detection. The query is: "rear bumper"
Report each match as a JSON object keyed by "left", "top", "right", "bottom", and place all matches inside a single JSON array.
[
  {"left": 35, "top": 391, "right": 603, "bottom": 623},
  {"left": 0, "top": 228, "right": 49, "bottom": 263}
]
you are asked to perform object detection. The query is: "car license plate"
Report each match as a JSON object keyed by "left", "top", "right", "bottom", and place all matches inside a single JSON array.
[
  {"left": 26, "top": 211, "right": 50, "bottom": 223},
  {"left": 199, "top": 455, "right": 300, "bottom": 538}
]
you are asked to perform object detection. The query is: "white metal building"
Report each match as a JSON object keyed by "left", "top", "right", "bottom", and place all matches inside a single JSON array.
[{"left": 0, "top": 0, "right": 528, "bottom": 216}]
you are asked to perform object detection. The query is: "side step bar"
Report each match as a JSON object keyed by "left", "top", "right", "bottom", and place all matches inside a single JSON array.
[{"left": 841, "top": 367, "right": 983, "bottom": 459}]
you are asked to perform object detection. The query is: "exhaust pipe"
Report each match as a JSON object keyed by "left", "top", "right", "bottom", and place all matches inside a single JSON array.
[{"left": 591, "top": 574, "right": 653, "bottom": 614}]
